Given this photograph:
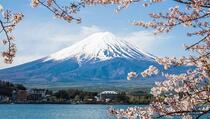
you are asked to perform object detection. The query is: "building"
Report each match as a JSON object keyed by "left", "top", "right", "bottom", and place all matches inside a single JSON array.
[
  {"left": 0, "top": 95, "right": 9, "bottom": 103},
  {"left": 27, "top": 89, "right": 46, "bottom": 101},
  {"left": 98, "top": 91, "right": 118, "bottom": 102},
  {"left": 12, "top": 90, "right": 17, "bottom": 102},
  {"left": 0, "top": 95, "right": 5, "bottom": 102},
  {"left": 17, "top": 90, "right": 28, "bottom": 102},
  {"left": 0, "top": 95, "right": 2, "bottom": 101}
]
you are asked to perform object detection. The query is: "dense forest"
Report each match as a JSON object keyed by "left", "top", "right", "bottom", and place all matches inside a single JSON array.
[{"left": 0, "top": 80, "right": 26, "bottom": 97}]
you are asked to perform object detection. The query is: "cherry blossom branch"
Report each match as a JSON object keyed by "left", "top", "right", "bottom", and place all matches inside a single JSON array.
[
  {"left": 0, "top": 8, "right": 23, "bottom": 64},
  {"left": 174, "top": 0, "right": 210, "bottom": 8},
  {"left": 185, "top": 34, "right": 210, "bottom": 50},
  {"left": 0, "top": 19, "right": 12, "bottom": 60},
  {"left": 157, "top": 109, "right": 210, "bottom": 119},
  {"left": 32, "top": 0, "right": 82, "bottom": 23}
]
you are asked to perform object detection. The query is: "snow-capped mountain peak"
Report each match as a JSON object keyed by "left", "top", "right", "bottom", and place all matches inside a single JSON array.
[{"left": 45, "top": 32, "right": 154, "bottom": 63}]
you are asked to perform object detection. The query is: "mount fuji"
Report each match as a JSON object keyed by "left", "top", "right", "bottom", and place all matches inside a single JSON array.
[{"left": 0, "top": 32, "right": 187, "bottom": 88}]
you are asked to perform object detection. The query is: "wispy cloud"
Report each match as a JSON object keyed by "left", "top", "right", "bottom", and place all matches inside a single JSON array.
[
  {"left": 120, "top": 31, "right": 169, "bottom": 54},
  {"left": 0, "top": 55, "right": 43, "bottom": 69},
  {"left": 0, "top": 23, "right": 103, "bottom": 69}
]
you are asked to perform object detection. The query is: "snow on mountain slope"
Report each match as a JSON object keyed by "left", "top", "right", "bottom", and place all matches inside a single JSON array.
[{"left": 45, "top": 32, "right": 154, "bottom": 64}]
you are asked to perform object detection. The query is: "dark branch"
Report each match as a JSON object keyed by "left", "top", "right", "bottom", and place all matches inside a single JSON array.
[
  {"left": 174, "top": 0, "right": 210, "bottom": 8},
  {"left": 185, "top": 34, "right": 210, "bottom": 50}
]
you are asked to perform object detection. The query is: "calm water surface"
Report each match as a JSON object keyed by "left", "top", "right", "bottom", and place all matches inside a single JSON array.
[
  {"left": 0, "top": 104, "right": 137, "bottom": 119},
  {"left": 1, "top": 104, "right": 208, "bottom": 119}
]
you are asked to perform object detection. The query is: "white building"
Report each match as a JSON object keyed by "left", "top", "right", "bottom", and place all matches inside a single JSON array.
[{"left": 98, "top": 91, "right": 118, "bottom": 102}]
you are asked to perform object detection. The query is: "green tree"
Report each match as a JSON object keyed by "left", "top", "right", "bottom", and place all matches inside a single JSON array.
[{"left": 54, "top": 90, "right": 69, "bottom": 100}]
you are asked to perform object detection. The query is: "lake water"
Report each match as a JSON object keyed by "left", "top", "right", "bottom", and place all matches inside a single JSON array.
[
  {"left": 0, "top": 104, "right": 138, "bottom": 119},
  {"left": 0, "top": 104, "right": 209, "bottom": 119}
]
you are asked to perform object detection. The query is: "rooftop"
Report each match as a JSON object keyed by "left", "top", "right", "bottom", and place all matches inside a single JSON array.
[{"left": 99, "top": 91, "right": 118, "bottom": 95}]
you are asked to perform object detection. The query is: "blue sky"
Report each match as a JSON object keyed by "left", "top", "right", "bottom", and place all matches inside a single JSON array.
[{"left": 0, "top": 0, "right": 196, "bottom": 69}]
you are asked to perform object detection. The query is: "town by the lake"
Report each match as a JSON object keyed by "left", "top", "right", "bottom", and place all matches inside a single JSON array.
[{"left": 0, "top": 80, "right": 152, "bottom": 105}]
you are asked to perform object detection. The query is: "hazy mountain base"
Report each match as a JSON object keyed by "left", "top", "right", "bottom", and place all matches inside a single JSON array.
[
  {"left": 0, "top": 58, "right": 190, "bottom": 93},
  {"left": 0, "top": 57, "right": 190, "bottom": 86},
  {"left": 0, "top": 58, "right": 157, "bottom": 82},
  {"left": 20, "top": 78, "right": 163, "bottom": 92}
]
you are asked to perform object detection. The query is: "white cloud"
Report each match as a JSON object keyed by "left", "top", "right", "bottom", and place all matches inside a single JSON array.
[
  {"left": 15, "top": 23, "right": 103, "bottom": 52},
  {"left": 0, "top": 23, "right": 104, "bottom": 69},
  {"left": 80, "top": 25, "right": 103, "bottom": 36},
  {"left": 120, "top": 31, "right": 169, "bottom": 53},
  {"left": 0, "top": 55, "right": 43, "bottom": 69}
]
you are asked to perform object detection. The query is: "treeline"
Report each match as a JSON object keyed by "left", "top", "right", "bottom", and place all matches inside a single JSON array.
[
  {"left": 127, "top": 91, "right": 153, "bottom": 104},
  {"left": 47, "top": 90, "right": 152, "bottom": 104},
  {"left": 0, "top": 80, "right": 26, "bottom": 97},
  {"left": 51, "top": 89, "right": 97, "bottom": 102},
  {"left": 128, "top": 95, "right": 153, "bottom": 104}
]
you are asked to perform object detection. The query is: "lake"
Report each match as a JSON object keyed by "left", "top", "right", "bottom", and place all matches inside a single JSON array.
[
  {"left": 0, "top": 104, "right": 139, "bottom": 119},
  {"left": 1, "top": 104, "right": 209, "bottom": 119}
]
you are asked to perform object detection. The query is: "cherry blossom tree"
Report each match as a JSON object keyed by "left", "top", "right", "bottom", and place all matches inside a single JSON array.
[
  {"left": 98, "top": 0, "right": 209, "bottom": 118},
  {"left": 82, "top": 0, "right": 210, "bottom": 118},
  {"left": 0, "top": 0, "right": 209, "bottom": 118}
]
